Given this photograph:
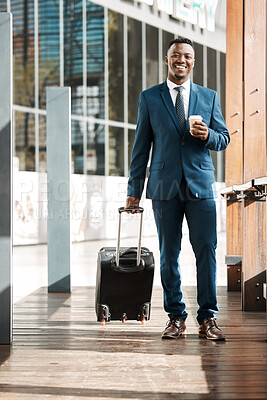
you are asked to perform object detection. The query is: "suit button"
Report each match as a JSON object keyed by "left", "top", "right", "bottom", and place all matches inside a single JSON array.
[{"left": 181, "top": 141, "right": 185, "bottom": 145}]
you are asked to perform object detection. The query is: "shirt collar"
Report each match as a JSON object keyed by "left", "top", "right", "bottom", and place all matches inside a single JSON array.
[{"left": 167, "top": 77, "right": 190, "bottom": 92}]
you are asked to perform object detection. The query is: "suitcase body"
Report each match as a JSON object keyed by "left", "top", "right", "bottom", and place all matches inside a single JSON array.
[
  {"left": 95, "top": 247, "right": 154, "bottom": 322},
  {"left": 95, "top": 207, "right": 155, "bottom": 323}
]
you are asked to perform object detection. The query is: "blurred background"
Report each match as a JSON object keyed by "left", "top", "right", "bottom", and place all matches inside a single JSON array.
[{"left": 0, "top": 0, "right": 227, "bottom": 245}]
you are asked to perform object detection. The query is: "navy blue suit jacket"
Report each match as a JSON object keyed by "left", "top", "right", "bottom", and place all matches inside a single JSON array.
[{"left": 127, "top": 80, "right": 230, "bottom": 200}]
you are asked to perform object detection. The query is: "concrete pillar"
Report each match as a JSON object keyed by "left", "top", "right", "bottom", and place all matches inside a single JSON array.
[
  {"left": 47, "top": 87, "right": 71, "bottom": 292},
  {"left": 0, "top": 13, "right": 13, "bottom": 345}
]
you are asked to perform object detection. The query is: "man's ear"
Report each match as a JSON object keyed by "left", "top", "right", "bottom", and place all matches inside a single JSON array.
[{"left": 165, "top": 55, "right": 168, "bottom": 65}]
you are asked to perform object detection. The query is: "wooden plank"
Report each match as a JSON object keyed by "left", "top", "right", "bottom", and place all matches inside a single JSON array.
[
  {"left": 225, "top": 0, "right": 243, "bottom": 186},
  {"left": 225, "top": 0, "right": 243, "bottom": 293},
  {"left": 226, "top": 201, "right": 242, "bottom": 256},
  {"left": 243, "top": 0, "right": 267, "bottom": 181},
  {"left": 226, "top": 201, "right": 242, "bottom": 291},
  {"left": 243, "top": 199, "right": 266, "bottom": 281},
  {"left": 242, "top": 198, "right": 267, "bottom": 310},
  {"left": 0, "top": 287, "right": 266, "bottom": 400}
]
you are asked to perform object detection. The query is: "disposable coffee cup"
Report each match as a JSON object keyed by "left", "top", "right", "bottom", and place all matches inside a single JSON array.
[{"left": 189, "top": 115, "right": 202, "bottom": 133}]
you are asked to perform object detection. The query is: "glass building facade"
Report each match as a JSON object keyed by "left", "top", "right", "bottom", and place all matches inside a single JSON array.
[{"left": 0, "top": 0, "right": 226, "bottom": 181}]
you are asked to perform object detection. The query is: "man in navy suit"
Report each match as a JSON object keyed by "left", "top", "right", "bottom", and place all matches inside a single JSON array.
[{"left": 126, "top": 38, "right": 230, "bottom": 340}]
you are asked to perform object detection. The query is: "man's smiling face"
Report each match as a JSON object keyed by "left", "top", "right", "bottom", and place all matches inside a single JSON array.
[{"left": 166, "top": 42, "right": 195, "bottom": 84}]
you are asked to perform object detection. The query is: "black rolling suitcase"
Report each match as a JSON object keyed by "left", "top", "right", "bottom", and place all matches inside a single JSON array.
[{"left": 95, "top": 206, "right": 155, "bottom": 324}]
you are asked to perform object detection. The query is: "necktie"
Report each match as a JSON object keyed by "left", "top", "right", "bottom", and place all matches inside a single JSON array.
[{"left": 174, "top": 86, "right": 186, "bottom": 134}]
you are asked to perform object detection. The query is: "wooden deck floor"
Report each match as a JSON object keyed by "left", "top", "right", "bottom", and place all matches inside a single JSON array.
[{"left": 0, "top": 286, "right": 267, "bottom": 400}]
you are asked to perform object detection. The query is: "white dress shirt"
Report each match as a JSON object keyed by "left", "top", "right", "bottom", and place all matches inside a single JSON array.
[{"left": 166, "top": 78, "right": 190, "bottom": 120}]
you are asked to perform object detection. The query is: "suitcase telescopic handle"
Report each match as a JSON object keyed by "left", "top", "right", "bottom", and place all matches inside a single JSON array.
[
  {"left": 118, "top": 206, "right": 144, "bottom": 214},
  {"left": 116, "top": 207, "right": 144, "bottom": 267}
]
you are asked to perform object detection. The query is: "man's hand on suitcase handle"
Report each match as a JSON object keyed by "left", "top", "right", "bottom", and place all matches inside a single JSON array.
[{"left": 125, "top": 196, "right": 141, "bottom": 213}]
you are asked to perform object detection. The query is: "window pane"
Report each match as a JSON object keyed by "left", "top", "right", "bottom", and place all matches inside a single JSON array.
[
  {"left": 221, "top": 151, "right": 225, "bottom": 182},
  {"left": 220, "top": 52, "right": 226, "bottom": 117},
  {"left": 39, "top": 0, "right": 60, "bottom": 109},
  {"left": 128, "top": 129, "right": 135, "bottom": 175},
  {"left": 210, "top": 151, "right": 217, "bottom": 181},
  {"left": 128, "top": 17, "right": 142, "bottom": 124},
  {"left": 162, "top": 31, "right": 173, "bottom": 80},
  {"left": 14, "top": 111, "right": 35, "bottom": 171},
  {"left": 72, "top": 119, "right": 84, "bottom": 174},
  {"left": 0, "top": 2, "right": 7, "bottom": 11},
  {"left": 87, "top": 121, "right": 105, "bottom": 175},
  {"left": 109, "top": 126, "right": 124, "bottom": 176},
  {"left": 64, "top": 0, "right": 83, "bottom": 115},
  {"left": 87, "top": 1, "right": 105, "bottom": 119},
  {"left": 108, "top": 10, "right": 124, "bottom": 122},
  {"left": 12, "top": 0, "right": 35, "bottom": 107},
  {"left": 146, "top": 24, "right": 158, "bottom": 88},
  {"left": 207, "top": 47, "right": 216, "bottom": 90},
  {"left": 39, "top": 115, "right": 46, "bottom": 172},
  {"left": 220, "top": 52, "right": 226, "bottom": 182},
  {"left": 193, "top": 43, "right": 203, "bottom": 86}
]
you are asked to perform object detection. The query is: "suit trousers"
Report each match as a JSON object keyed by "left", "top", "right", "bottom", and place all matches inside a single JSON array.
[{"left": 152, "top": 175, "right": 219, "bottom": 325}]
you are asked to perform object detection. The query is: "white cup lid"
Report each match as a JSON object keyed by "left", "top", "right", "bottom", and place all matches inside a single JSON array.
[{"left": 189, "top": 115, "right": 202, "bottom": 119}]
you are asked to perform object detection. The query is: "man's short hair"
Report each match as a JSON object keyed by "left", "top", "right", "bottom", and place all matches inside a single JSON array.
[{"left": 167, "top": 37, "right": 195, "bottom": 53}]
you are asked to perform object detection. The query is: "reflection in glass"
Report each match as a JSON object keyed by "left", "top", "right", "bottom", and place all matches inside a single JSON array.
[
  {"left": 220, "top": 52, "right": 226, "bottom": 117},
  {"left": 109, "top": 126, "right": 124, "bottom": 176},
  {"left": 210, "top": 151, "right": 217, "bottom": 181},
  {"left": 193, "top": 43, "right": 203, "bottom": 86},
  {"left": 108, "top": 10, "right": 124, "bottom": 122},
  {"left": 128, "top": 129, "right": 135, "bottom": 174},
  {"left": 162, "top": 31, "right": 173, "bottom": 80},
  {"left": 14, "top": 111, "right": 35, "bottom": 171},
  {"left": 146, "top": 24, "right": 158, "bottom": 88},
  {"left": 39, "top": 115, "right": 46, "bottom": 172},
  {"left": 87, "top": 121, "right": 105, "bottom": 175},
  {"left": 219, "top": 52, "right": 226, "bottom": 183},
  {"left": 64, "top": 0, "right": 83, "bottom": 115},
  {"left": 221, "top": 151, "right": 225, "bottom": 182},
  {"left": 128, "top": 17, "right": 142, "bottom": 124},
  {"left": 207, "top": 47, "right": 216, "bottom": 90},
  {"left": 87, "top": 1, "right": 105, "bottom": 119},
  {"left": 12, "top": 0, "right": 35, "bottom": 107},
  {"left": 72, "top": 119, "right": 84, "bottom": 174},
  {"left": 39, "top": 0, "right": 60, "bottom": 109},
  {"left": 0, "top": 2, "right": 7, "bottom": 11}
]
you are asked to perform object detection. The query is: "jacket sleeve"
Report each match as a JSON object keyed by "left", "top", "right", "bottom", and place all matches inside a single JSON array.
[
  {"left": 203, "top": 92, "right": 230, "bottom": 151},
  {"left": 127, "top": 92, "right": 153, "bottom": 199}
]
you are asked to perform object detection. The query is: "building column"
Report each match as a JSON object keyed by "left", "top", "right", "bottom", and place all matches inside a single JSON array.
[
  {"left": 0, "top": 12, "right": 13, "bottom": 345},
  {"left": 47, "top": 87, "right": 71, "bottom": 293}
]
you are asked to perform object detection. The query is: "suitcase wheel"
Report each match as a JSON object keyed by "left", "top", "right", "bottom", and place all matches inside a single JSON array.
[
  {"left": 97, "top": 304, "right": 111, "bottom": 323},
  {"left": 137, "top": 303, "right": 151, "bottom": 322}
]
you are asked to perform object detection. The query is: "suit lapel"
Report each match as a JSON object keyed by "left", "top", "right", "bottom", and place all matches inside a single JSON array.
[
  {"left": 187, "top": 82, "right": 199, "bottom": 131},
  {"left": 159, "top": 81, "right": 182, "bottom": 135}
]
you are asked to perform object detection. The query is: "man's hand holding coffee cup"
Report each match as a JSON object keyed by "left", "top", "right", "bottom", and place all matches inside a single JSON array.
[{"left": 189, "top": 115, "right": 209, "bottom": 141}]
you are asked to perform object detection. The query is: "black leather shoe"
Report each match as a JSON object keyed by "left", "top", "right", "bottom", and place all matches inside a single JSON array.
[
  {"left": 199, "top": 318, "right": 226, "bottom": 341},
  {"left": 161, "top": 317, "right": 186, "bottom": 339}
]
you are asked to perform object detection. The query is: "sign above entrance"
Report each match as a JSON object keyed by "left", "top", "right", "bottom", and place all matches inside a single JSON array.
[{"left": 132, "top": 0, "right": 218, "bottom": 32}]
